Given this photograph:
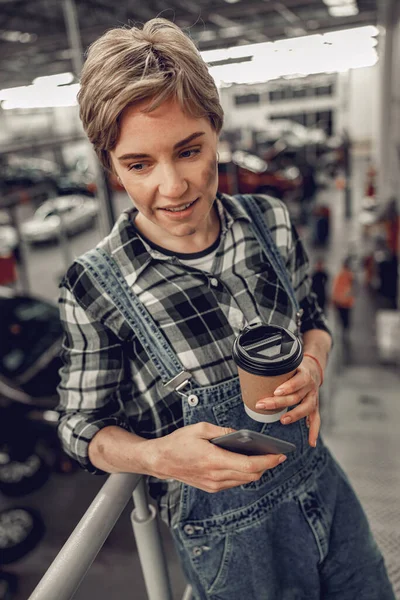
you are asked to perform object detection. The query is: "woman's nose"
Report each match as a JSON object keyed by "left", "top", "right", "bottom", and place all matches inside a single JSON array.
[{"left": 158, "top": 164, "right": 188, "bottom": 198}]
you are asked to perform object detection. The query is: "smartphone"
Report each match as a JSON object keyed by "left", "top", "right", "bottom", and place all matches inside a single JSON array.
[{"left": 210, "top": 429, "right": 296, "bottom": 456}]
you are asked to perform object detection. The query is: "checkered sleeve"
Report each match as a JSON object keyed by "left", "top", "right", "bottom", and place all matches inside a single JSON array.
[
  {"left": 287, "top": 223, "right": 332, "bottom": 337},
  {"left": 57, "top": 283, "right": 130, "bottom": 474}
]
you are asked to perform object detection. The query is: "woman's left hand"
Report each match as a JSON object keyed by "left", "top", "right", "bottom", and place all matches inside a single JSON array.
[{"left": 254, "top": 355, "right": 322, "bottom": 448}]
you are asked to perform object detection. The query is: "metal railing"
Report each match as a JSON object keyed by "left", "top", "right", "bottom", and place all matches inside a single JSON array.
[{"left": 28, "top": 473, "right": 192, "bottom": 600}]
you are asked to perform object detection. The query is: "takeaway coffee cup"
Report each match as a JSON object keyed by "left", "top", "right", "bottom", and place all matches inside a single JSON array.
[{"left": 232, "top": 323, "right": 303, "bottom": 423}]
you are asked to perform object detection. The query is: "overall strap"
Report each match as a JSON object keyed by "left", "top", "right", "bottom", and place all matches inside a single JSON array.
[
  {"left": 75, "top": 248, "right": 191, "bottom": 394},
  {"left": 235, "top": 194, "right": 303, "bottom": 333}
]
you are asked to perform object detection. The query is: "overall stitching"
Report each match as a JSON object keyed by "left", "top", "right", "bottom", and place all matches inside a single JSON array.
[{"left": 75, "top": 248, "right": 184, "bottom": 383}]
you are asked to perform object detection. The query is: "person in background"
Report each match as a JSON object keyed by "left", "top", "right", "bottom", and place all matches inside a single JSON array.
[
  {"left": 311, "top": 258, "right": 329, "bottom": 312},
  {"left": 56, "top": 19, "right": 394, "bottom": 600},
  {"left": 331, "top": 257, "right": 355, "bottom": 339}
]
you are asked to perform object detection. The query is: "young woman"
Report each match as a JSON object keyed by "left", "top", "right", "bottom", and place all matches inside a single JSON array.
[{"left": 57, "top": 19, "right": 394, "bottom": 600}]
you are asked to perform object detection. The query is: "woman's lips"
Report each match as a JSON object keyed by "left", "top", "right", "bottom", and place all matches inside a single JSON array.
[{"left": 159, "top": 198, "right": 199, "bottom": 218}]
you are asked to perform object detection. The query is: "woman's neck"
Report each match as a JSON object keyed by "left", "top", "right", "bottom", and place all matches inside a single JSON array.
[{"left": 133, "top": 204, "right": 220, "bottom": 255}]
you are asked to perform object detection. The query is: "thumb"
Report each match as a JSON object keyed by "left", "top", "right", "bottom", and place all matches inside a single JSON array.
[{"left": 195, "top": 422, "right": 236, "bottom": 440}]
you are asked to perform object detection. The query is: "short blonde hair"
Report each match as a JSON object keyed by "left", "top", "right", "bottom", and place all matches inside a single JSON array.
[{"left": 78, "top": 18, "right": 224, "bottom": 171}]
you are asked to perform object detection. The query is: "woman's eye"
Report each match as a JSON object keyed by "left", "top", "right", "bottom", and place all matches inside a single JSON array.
[
  {"left": 180, "top": 148, "right": 200, "bottom": 159},
  {"left": 128, "top": 163, "right": 145, "bottom": 172}
]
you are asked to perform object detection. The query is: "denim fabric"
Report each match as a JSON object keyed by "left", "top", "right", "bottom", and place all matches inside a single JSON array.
[
  {"left": 172, "top": 377, "right": 395, "bottom": 600},
  {"left": 77, "top": 207, "right": 394, "bottom": 599}
]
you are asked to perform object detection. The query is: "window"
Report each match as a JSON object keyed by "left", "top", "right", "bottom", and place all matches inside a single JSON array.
[
  {"left": 269, "top": 87, "right": 291, "bottom": 102},
  {"left": 269, "top": 89, "right": 283, "bottom": 102},
  {"left": 234, "top": 93, "right": 260, "bottom": 106},
  {"left": 269, "top": 110, "right": 334, "bottom": 136},
  {"left": 292, "top": 87, "right": 307, "bottom": 99},
  {"left": 268, "top": 81, "right": 335, "bottom": 102},
  {"left": 315, "top": 84, "right": 334, "bottom": 97}
]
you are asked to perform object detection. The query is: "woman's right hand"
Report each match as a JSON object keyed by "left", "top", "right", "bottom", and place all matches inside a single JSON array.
[{"left": 141, "top": 422, "right": 286, "bottom": 493}]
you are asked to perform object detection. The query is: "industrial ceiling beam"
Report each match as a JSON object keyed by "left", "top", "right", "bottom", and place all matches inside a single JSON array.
[
  {"left": 0, "top": 2, "right": 64, "bottom": 28},
  {"left": 0, "top": 0, "right": 378, "bottom": 90}
]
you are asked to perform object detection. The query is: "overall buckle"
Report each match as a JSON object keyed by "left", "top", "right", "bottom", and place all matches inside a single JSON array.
[{"left": 164, "top": 371, "right": 192, "bottom": 393}]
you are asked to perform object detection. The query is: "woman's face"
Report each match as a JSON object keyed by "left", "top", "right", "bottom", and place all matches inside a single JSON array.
[{"left": 110, "top": 98, "right": 219, "bottom": 246}]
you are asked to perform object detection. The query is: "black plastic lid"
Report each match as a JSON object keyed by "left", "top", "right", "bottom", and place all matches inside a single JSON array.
[{"left": 232, "top": 323, "right": 303, "bottom": 376}]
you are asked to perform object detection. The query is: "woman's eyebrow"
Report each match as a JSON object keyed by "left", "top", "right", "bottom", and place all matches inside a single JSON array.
[
  {"left": 173, "top": 131, "right": 205, "bottom": 150},
  {"left": 117, "top": 152, "right": 151, "bottom": 161},
  {"left": 117, "top": 131, "right": 205, "bottom": 161}
]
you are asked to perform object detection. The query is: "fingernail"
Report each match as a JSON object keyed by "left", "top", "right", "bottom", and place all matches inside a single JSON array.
[
  {"left": 282, "top": 416, "right": 292, "bottom": 424},
  {"left": 274, "top": 388, "right": 285, "bottom": 396},
  {"left": 279, "top": 455, "right": 287, "bottom": 463},
  {"left": 311, "top": 439, "right": 317, "bottom": 447}
]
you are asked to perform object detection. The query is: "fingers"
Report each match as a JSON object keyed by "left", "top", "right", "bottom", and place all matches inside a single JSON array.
[
  {"left": 204, "top": 468, "right": 263, "bottom": 488},
  {"left": 200, "top": 480, "right": 252, "bottom": 493},
  {"left": 278, "top": 390, "right": 318, "bottom": 424},
  {"left": 203, "top": 477, "right": 269, "bottom": 493},
  {"left": 214, "top": 448, "right": 287, "bottom": 474},
  {"left": 273, "top": 369, "right": 309, "bottom": 396},
  {"left": 193, "top": 422, "right": 236, "bottom": 440},
  {"left": 255, "top": 372, "right": 315, "bottom": 411},
  {"left": 199, "top": 454, "right": 287, "bottom": 492},
  {"left": 277, "top": 389, "right": 321, "bottom": 447},
  {"left": 255, "top": 390, "right": 307, "bottom": 411},
  {"left": 255, "top": 376, "right": 319, "bottom": 412},
  {"left": 307, "top": 409, "right": 321, "bottom": 448}
]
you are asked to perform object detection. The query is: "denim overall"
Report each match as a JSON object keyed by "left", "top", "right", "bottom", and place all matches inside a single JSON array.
[{"left": 77, "top": 196, "right": 394, "bottom": 600}]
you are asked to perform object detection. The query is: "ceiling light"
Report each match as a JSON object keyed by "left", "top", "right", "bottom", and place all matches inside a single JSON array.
[
  {"left": 0, "top": 30, "right": 37, "bottom": 43},
  {"left": 33, "top": 72, "right": 74, "bottom": 86},
  {"left": 205, "top": 26, "right": 378, "bottom": 86},
  {"left": 329, "top": 5, "right": 359, "bottom": 17},
  {"left": 1, "top": 84, "right": 79, "bottom": 110},
  {"left": 323, "top": 0, "right": 356, "bottom": 5},
  {"left": 224, "top": 0, "right": 241, "bottom": 3}
]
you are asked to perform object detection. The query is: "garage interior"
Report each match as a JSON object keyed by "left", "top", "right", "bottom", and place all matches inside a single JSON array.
[{"left": 0, "top": 1, "right": 399, "bottom": 599}]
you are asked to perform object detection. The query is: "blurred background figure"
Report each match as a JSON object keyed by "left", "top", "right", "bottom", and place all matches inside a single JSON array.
[
  {"left": 311, "top": 258, "right": 329, "bottom": 312},
  {"left": 331, "top": 257, "right": 356, "bottom": 342}
]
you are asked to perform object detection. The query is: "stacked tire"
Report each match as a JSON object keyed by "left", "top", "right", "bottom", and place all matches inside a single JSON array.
[
  {"left": 0, "top": 507, "right": 45, "bottom": 599},
  {"left": 0, "top": 507, "right": 44, "bottom": 566}
]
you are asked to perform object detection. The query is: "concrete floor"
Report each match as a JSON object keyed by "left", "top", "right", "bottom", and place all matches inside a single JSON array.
[{"left": 1, "top": 158, "right": 399, "bottom": 599}]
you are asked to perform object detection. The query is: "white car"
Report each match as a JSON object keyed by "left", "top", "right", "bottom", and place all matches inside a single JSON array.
[
  {"left": 0, "top": 225, "right": 18, "bottom": 255},
  {"left": 21, "top": 195, "right": 98, "bottom": 243},
  {"left": 259, "top": 119, "right": 327, "bottom": 147}
]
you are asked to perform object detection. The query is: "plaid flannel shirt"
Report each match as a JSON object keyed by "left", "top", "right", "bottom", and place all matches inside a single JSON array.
[{"left": 57, "top": 193, "right": 331, "bottom": 482}]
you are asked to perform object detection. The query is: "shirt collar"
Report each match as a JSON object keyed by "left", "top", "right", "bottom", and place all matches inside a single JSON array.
[
  {"left": 98, "top": 209, "right": 152, "bottom": 285},
  {"left": 217, "top": 192, "right": 252, "bottom": 231},
  {"left": 99, "top": 193, "right": 250, "bottom": 284}
]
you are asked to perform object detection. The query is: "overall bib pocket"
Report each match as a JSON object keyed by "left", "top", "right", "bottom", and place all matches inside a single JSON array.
[
  {"left": 212, "top": 393, "right": 270, "bottom": 434},
  {"left": 213, "top": 395, "right": 308, "bottom": 491}
]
